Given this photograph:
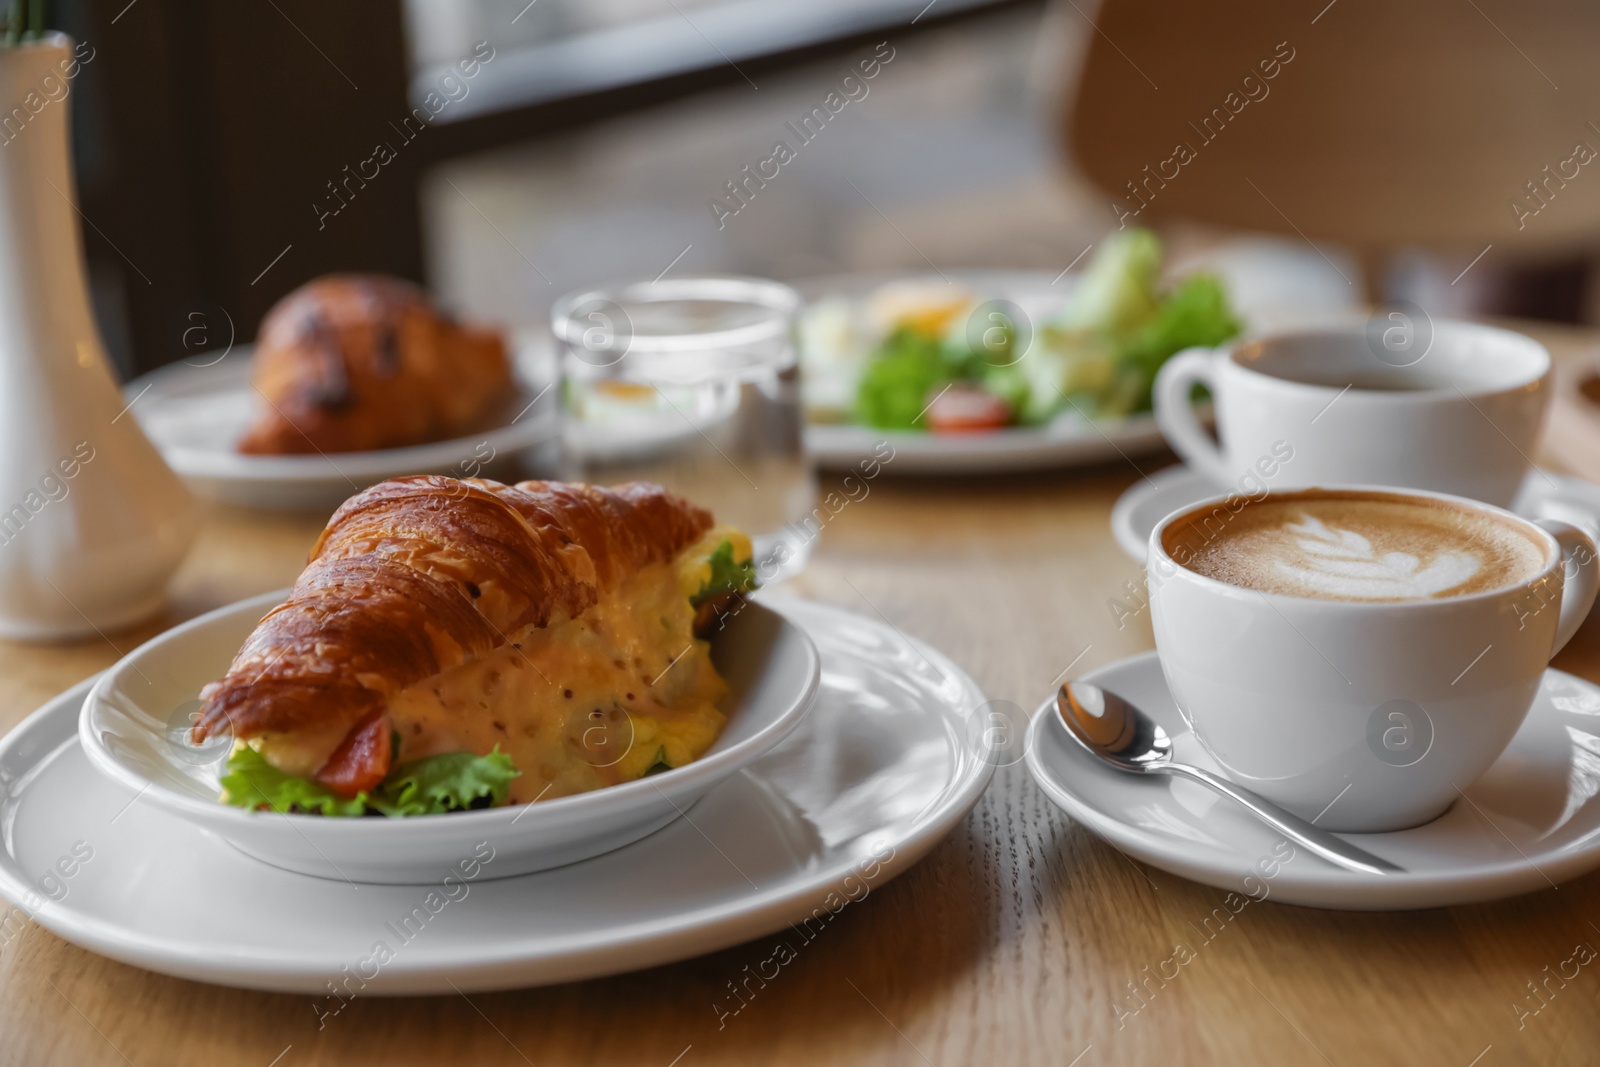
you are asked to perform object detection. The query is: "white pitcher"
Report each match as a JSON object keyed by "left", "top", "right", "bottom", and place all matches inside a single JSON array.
[{"left": 0, "top": 33, "right": 196, "bottom": 639}]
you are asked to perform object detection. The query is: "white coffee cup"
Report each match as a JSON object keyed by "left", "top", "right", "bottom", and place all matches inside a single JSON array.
[
  {"left": 1147, "top": 486, "right": 1600, "bottom": 833},
  {"left": 1154, "top": 320, "right": 1552, "bottom": 508}
]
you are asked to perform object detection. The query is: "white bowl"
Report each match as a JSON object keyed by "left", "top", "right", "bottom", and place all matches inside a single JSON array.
[{"left": 79, "top": 591, "right": 820, "bottom": 884}]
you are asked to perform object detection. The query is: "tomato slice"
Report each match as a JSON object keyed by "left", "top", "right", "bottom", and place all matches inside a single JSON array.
[{"left": 924, "top": 384, "right": 1011, "bottom": 433}]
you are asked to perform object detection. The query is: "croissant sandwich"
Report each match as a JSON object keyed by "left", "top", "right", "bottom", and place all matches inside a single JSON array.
[
  {"left": 192, "top": 476, "right": 757, "bottom": 817},
  {"left": 238, "top": 275, "right": 513, "bottom": 455}
]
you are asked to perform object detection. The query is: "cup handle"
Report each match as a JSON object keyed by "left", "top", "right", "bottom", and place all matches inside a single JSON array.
[
  {"left": 1535, "top": 519, "right": 1600, "bottom": 656},
  {"left": 1154, "top": 346, "right": 1231, "bottom": 486}
]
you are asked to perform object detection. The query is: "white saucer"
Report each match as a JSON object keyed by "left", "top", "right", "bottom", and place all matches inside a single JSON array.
[
  {"left": 127, "top": 340, "right": 560, "bottom": 512},
  {"left": 0, "top": 599, "right": 991, "bottom": 993},
  {"left": 1110, "top": 465, "right": 1600, "bottom": 562},
  {"left": 1026, "top": 651, "right": 1600, "bottom": 909}
]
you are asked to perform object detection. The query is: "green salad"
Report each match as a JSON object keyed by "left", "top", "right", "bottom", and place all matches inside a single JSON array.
[{"left": 799, "top": 228, "right": 1240, "bottom": 433}]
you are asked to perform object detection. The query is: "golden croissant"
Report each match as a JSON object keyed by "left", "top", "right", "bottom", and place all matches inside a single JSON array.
[
  {"left": 237, "top": 275, "right": 512, "bottom": 455},
  {"left": 193, "top": 476, "right": 756, "bottom": 813}
]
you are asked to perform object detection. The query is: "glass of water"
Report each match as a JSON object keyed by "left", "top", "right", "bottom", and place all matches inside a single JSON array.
[{"left": 551, "top": 276, "right": 817, "bottom": 583}]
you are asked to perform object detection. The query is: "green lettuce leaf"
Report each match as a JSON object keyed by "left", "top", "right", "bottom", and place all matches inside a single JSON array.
[
  {"left": 219, "top": 744, "right": 519, "bottom": 818},
  {"left": 1033, "top": 233, "right": 1240, "bottom": 419},
  {"left": 855, "top": 328, "right": 949, "bottom": 430},
  {"left": 368, "top": 748, "right": 519, "bottom": 816},
  {"left": 1055, "top": 227, "right": 1163, "bottom": 335},
  {"left": 693, "top": 539, "right": 757, "bottom": 606},
  {"left": 1122, "top": 272, "right": 1240, "bottom": 378},
  {"left": 219, "top": 744, "right": 370, "bottom": 817}
]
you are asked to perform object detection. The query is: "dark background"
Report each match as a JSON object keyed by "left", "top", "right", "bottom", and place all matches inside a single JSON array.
[
  {"left": 58, "top": 0, "right": 1026, "bottom": 376},
  {"left": 52, "top": 0, "right": 1600, "bottom": 378}
]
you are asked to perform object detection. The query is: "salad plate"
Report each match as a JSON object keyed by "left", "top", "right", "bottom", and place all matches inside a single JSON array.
[
  {"left": 793, "top": 232, "right": 1367, "bottom": 475},
  {"left": 126, "top": 340, "right": 559, "bottom": 511},
  {"left": 78, "top": 590, "right": 820, "bottom": 884},
  {"left": 807, "top": 406, "right": 1170, "bottom": 475},
  {"left": 1, "top": 598, "right": 990, "bottom": 993},
  {"left": 1111, "top": 464, "right": 1600, "bottom": 564},
  {"left": 799, "top": 268, "right": 1166, "bottom": 474},
  {"left": 794, "top": 234, "right": 1240, "bottom": 475},
  {"left": 1027, "top": 651, "right": 1600, "bottom": 910}
]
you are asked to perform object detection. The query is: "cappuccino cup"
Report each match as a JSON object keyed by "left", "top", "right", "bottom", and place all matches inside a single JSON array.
[
  {"left": 1154, "top": 319, "right": 1551, "bottom": 508},
  {"left": 1148, "top": 486, "right": 1599, "bottom": 832}
]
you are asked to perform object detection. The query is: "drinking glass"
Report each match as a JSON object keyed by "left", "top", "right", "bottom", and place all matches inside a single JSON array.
[{"left": 551, "top": 277, "right": 816, "bottom": 583}]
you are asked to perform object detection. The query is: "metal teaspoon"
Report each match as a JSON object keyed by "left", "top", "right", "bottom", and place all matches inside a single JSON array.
[{"left": 1056, "top": 681, "right": 1403, "bottom": 876}]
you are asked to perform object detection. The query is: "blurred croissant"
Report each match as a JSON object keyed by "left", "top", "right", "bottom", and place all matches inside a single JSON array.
[
  {"left": 193, "top": 476, "right": 725, "bottom": 800},
  {"left": 237, "top": 275, "right": 512, "bottom": 455}
]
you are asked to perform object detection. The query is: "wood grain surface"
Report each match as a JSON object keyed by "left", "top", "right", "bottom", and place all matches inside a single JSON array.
[{"left": 2, "top": 324, "right": 1599, "bottom": 1066}]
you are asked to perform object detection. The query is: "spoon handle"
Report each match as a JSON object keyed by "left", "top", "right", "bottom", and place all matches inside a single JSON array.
[{"left": 1159, "top": 763, "right": 1404, "bottom": 876}]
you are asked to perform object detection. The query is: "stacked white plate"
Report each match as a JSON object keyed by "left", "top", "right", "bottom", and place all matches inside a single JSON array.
[{"left": 0, "top": 597, "right": 992, "bottom": 993}]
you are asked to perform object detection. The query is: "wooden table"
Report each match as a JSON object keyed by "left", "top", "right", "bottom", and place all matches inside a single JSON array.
[{"left": 4, "top": 324, "right": 1600, "bottom": 1066}]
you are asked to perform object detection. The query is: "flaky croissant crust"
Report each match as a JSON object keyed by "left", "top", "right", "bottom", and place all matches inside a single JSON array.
[{"left": 192, "top": 475, "right": 712, "bottom": 747}]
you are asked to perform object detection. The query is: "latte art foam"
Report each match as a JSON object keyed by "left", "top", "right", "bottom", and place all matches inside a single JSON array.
[{"left": 1163, "top": 491, "right": 1550, "bottom": 602}]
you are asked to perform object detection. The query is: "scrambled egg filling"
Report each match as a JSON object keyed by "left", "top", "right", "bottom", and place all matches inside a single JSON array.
[{"left": 254, "top": 528, "right": 752, "bottom": 805}]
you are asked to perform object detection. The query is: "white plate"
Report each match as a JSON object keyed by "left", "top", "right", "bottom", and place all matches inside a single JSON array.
[
  {"left": 1110, "top": 464, "right": 1600, "bottom": 562},
  {"left": 806, "top": 412, "right": 1169, "bottom": 475},
  {"left": 127, "top": 342, "right": 560, "bottom": 511},
  {"left": 793, "top": 269, "right": 1180, "bottom": 474},
  {"left": 78, "top": 592, "right": 820, "bottom": 883},
  {"left": 0, "top": 598, "right": 990, "bottom": 992},
  {"left": 1026, "top": 650, "right": 1600, "bottom": 909}
]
